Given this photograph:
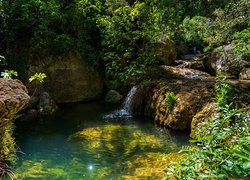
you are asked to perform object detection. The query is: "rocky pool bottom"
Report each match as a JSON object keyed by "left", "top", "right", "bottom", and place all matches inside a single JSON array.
[{"left": 13, "top": 102, "right": 189, "bottom": 179}]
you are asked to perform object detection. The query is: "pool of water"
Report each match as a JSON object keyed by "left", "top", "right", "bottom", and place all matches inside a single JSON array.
[{"left": 13, "top": 102, "right": 189, "bottom": 179}]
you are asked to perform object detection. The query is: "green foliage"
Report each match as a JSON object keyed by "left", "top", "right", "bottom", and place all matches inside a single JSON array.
[
  {"left": 181, "top": 16, "right": 210, "bottom": 47},
  {"left": 165, "top": 91, "right": 177, "bottom": 110},
  {"left": 1, "top": 70, "right": 18, "bottom": 79},
  {"left": 0, "top": 55, "right": 5, "bottom": 61},
  {"left": 215, "top": 72, "right": 233, "bottom": 108},
  {"left": 97, "top": 0, "right": 180, "bottom": 89},
  {"left": 165, "top": 74, "right": 250, "bottom": 179},
  {"left": 29, "top": 72, "right": 47, "bottom": 83},
  {"left": 233, "top": 28, "right": 250, "bottom": 60},
  {"left": 180, "top": 0, "right": 250, "bottom": 52}
]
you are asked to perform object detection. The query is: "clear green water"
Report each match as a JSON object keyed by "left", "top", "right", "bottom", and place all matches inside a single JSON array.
[{"left": 13, "top": 102, "right": 189, "bottom": 179}]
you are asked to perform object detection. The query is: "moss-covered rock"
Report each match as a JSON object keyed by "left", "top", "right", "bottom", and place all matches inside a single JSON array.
[{"left": 104, "top": 90, "right": 123, "bottom": 104}]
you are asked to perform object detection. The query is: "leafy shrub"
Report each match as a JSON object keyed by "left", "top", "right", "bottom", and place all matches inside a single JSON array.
[
  {"left": 165, "top": 74, "right": 250, "bottom": 179},
  {"left": 233, "top": 28, "right": 250, "bottom": 60},
  {"left": 165, "top": 91, "right": 177, "bottom": 110}
]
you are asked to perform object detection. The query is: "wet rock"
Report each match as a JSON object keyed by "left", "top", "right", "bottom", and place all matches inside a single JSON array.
[
  {"left": 104, "top": 90, "right": 123, "bottom": 104},
  {"left": 38, "top": 92, "right": 58, "bottom": 115},
  {"left": 205, "top": 44, "right": 249, "bottom": 77},
  {"left": 175, "top": 59, "right": 205, "bottom": 71},
  {"left": 239, "top": 68, "right": 250, "bottom": 80},
  {"left": 161, "top": 66, "right": 212, "bottom": 80}
]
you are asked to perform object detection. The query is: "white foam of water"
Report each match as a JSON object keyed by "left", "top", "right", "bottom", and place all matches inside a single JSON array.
[{"left": 123, "top": 86, "right": 138, "bottom": 113}]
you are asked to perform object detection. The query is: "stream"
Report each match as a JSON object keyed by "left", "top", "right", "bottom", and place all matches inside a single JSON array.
[{"left": 13, "top": 102, "right": 189, "bottom": 179}]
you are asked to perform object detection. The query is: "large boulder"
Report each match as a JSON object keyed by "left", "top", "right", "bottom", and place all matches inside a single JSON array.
[
  {"left": 149, "top": 40, "right": 177, "bottom": 65},
  {"left": 27, "top": 53, "right": 103, "bottom": 103},
  {"left": 0, "top": 78, "right": 30, "bottom": 161},
  {"left": 205, "top": 44, "right": 249, "bottom": 77},
  {"left": 0, "top": 78, "right": 30, "bottom": 120},
  {"left": 104, "top": 90, "right": 123, "bottom": 104}
]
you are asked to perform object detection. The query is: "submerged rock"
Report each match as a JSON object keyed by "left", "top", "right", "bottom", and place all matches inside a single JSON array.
[
  {"left": 68, "top": 124, "right": 167, "bottom": 156},
  {"left": 122, "top": 152, "right": 184, "bottom": 179},
  {"left": 15, "top": 160, "right": 67, "bottom": 179}
]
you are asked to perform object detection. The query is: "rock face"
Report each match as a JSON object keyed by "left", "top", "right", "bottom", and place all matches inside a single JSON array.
[
  {"left": 28, "top": 53, "right": 103, "bottom": 103},
  {"left": 0, "top": 78, "right": 30, "bottom": 161},
  {"left": 205, "top": 44, "right": 249, "bottom": 77}
]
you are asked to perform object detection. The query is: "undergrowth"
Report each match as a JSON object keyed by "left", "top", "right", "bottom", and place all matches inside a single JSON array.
[{"left": 165, "top": 73, "right": 250, "bottom": 179}]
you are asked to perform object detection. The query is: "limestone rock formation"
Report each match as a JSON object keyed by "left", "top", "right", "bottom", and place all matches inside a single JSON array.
[
  {"left": 128, "top": 79, "right": 250, "bottom": 131},
  {"left": 0, "top": 78, "right": 30, "bottom": 120},
  {"left": 27, "top": 53, "right": 103, "bottom": 103},
  {"left": 0, "top": 78, "right": 30, "bottom": 161}
]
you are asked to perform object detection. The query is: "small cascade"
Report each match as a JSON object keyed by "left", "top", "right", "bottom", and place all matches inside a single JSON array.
[
  {"left": 123, "top": 86, "right": 138, "bottom": 113},
  {"left": 102, "top": 86, "right": 138, "bottom": 119}
]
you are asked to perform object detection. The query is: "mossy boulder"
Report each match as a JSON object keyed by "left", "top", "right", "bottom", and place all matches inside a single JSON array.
[
  {"left": 104, "top": 90, "right": 123, "bottom": 104},
  {"left": 205, "top": 44, "right": 250, "bottom": 77}
]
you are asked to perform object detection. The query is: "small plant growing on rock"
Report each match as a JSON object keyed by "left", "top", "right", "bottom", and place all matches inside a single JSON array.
[
  {"left": 1, "top": 70, "right": 18, "bottom": 79},
  {"left": 165, "top": 91, "right": 177, "bottom": 110}
]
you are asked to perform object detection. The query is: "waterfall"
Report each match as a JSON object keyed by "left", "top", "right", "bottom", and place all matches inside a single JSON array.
[
  {"left": 123, "top": 86, "right": 138, "bottom": 113},
  {"left": 102, "top": 86, "right": 138, "bottom": 119}
]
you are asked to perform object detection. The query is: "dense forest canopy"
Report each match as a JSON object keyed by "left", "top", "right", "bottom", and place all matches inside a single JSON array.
[{"left": 0, "top": 0, "right": 249, "bottom": 88}]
